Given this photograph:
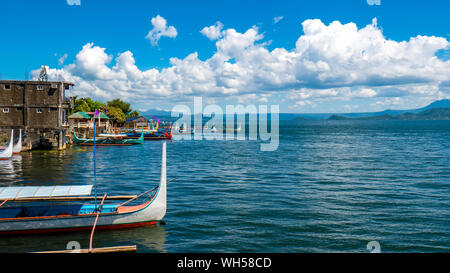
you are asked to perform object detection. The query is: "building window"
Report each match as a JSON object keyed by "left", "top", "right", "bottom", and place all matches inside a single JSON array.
[
  {"left": 37, "top": 108, "right": 43, "bottom": 114},
  {"left": 4, "top": 84, "right": 11, "bottom": 90},
  {"left": 2, "top": 108, "right": 9, "bottom": 113},
  {"left": 37, "top": 85, "right": 44, "bottom": 91},
  {"left": 16, "top": 107, "right": 23, "bottom": 111}
]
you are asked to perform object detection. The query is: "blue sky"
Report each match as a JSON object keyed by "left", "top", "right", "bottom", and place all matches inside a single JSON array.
[{"left": 1, "top": 0, "right": 449, "bottom": 113}]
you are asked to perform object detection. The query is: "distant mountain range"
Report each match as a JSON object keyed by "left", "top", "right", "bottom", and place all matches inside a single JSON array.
[
  {"left": 329, "top": 107, "right": 450, "bottom": 120},
  {"left": 328, "top": 99, "right": 450, "bottom": 120},
  {"left": 142, "top": 99, "right": 450, "bottom": 121},
  {"left": 140, "top": 109, "right": 173, "bottom": 118}
]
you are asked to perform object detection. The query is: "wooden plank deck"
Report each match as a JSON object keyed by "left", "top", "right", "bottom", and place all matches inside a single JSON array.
[{"left": 33, "top": 245, "right": 137, "bottom": 253}]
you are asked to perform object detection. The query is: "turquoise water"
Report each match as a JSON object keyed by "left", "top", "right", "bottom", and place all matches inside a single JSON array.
[{"left": 0, "top": 120, "right": 449, "bottom": 253}]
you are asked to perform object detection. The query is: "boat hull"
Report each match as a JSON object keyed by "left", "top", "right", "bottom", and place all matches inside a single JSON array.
[
  {"left": 73, "top": 131, "right": 144, "bottom": 146},
  {"left": 0, "top": 187, "right": 166, "bottom": 235},
  {"left": 126, "top": 135, "right": 172, "bottom": 140},
  {"left": 125, "top": 130, "right": 172, "bottom": 141},
  {"left": 0, "top": 220, "right": 158, "bottom": 236}
]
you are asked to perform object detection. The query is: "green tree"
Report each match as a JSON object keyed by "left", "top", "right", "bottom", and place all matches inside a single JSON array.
[
  {"left": 85, "top": 98, "right": 105, "bottom": 112},
  {"left": 73, "top": 97, "right": 105, "bottom": 113},
  {"left": 107, "top": 99, "right": 132, "bottom": 116},
  {"left": 72, "top": 97, "right": 139, "bottom": 126},
  {"left": 74, "top": 101, "right": 90, "bottom": 113},
  {"left": 127, "top": 110, "right": 140, "bottom": 119},
  {"left": 103, "top": 106, "right": 126, "bottom": 125}
]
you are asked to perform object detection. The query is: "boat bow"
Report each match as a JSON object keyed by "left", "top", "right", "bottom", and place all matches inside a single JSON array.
[
  {"left": 147, "top": 141, "right": 167, "bottom": 220},
  {"left": 13, "top": 129, "right": 22, "bottom": 154},
  {"left": 0, "top": 130, "right": 14, "bottom": 159},
  {"left": 115, "top": 141, "right": 167, "bottom": 221}
]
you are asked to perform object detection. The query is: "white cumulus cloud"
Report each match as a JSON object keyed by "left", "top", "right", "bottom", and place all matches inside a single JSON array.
[
  {"left": 32, "top": 18, "right": 450, "bottom": 110},
  {"left": 200, "top": 21, "right": 224, "bottom": 40},
  {"left": 145, "top": 15, "right": 178, "bottom": 46}
]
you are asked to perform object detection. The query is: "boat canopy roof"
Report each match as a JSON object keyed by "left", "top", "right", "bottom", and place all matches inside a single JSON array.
[{"left": 0, "top": 185, "right": 93, "bottom": 200}]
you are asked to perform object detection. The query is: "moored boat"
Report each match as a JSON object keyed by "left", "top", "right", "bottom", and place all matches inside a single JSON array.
[
  {"left": 0, "top": 130, "right": 14, "bottom": 160},
  {"left": 12, "top": 129, "right": 22, "bottom": 155},
  {"left": 97, "top": 133, "right": 128, "bottom": 138},
  {"left": 125, "top": 127, "right": 172, "bottom": 141},
  {"left": 0, "top": 142, "right": 168, "bottom": 235},
  {"left": 73, "top": 131, "right": 144, "bottom": 146}
]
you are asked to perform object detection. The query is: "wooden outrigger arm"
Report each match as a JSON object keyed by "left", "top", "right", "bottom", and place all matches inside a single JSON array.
[{"left": 117, "top": 178, "right": 177, "bottom": 209}]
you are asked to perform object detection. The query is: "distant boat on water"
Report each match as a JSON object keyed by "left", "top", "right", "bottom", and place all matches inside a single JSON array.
[
  {"left": 125, "top": 127, "right": 172, "bottom": 140},
  {"left": 73, "top": 131, "right": 144, "bottom": 146},
  {"left": 179, "top": 123, "right": 187, "bottom": 133},
  {"left": 98, "top": 133, "right": 128, "bottom": 138}
]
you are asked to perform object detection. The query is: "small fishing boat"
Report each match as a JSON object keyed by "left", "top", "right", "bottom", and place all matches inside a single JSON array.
[
  {"left": 13, "top": 129, "right": 22, "bottom": 155},
  {"left": 73, "top": 131, "right": 144, "bottom": 146},
  {"left": 0, "top": 142, "right": 168, "bottom": 235},
  {"left": 0, "top": 130, "right": 14, "bottom": 160},
  {"left": 125, "top": 127, "right": 172, "bottom": 141},
  {"left": 97, "top": 133, "right": 128, "bottom": 138}
]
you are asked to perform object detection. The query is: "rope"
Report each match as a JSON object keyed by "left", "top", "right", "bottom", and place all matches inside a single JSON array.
[
  {"left": 89, "top": 193, "right": 107, "bottom": 253},
  {"left": 0, "top": 200, "right": 8, "bottom": 208}
]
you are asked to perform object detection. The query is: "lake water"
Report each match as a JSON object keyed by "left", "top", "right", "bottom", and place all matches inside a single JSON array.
[{"left": 0, "top": 120, "right": 449, "bottom": 253}]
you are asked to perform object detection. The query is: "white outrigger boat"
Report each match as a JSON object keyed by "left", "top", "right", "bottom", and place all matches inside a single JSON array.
[
  {"left": 13, "top": 129, "right": 22, "bottom": 155},
  {"left": 0, "top": 130, "right": 14, "bottom": 160},
  {"left": 0, "top": 142, "right": 167, "bottom": 235}
]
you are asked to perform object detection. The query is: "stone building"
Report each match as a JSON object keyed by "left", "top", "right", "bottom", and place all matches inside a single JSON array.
[{"left": 0, "top": 80, "right": 74, "bottom": 150}]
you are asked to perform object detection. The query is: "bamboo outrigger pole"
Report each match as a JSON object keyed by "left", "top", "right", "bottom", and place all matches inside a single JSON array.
[
  {"left": 33, "top": 245, "right": 137, "bottom": 254},
  {"left": 93, "top": 111, "right": 98, "bottom": 210}
]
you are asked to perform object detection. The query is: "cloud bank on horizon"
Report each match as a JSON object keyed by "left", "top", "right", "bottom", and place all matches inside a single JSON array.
[{"left": 32, "top": 17, "right": 450, "bottom": 111}]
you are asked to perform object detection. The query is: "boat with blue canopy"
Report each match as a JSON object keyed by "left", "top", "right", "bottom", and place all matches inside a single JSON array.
[{"left": 0, "top": 142, "right": 168, "bottom": 235}]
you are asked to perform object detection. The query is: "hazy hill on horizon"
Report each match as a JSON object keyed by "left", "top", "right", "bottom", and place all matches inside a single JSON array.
[
  {"left": 329, "top": 107, "right": 450, "bottom": 121},
  {"left": 141, "top": 99, "right": 450, "bottom": 120}
]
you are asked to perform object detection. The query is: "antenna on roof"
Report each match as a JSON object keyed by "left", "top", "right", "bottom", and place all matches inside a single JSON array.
[{"left": 38, "top": 65, "right": 48, "bottom": 82}]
